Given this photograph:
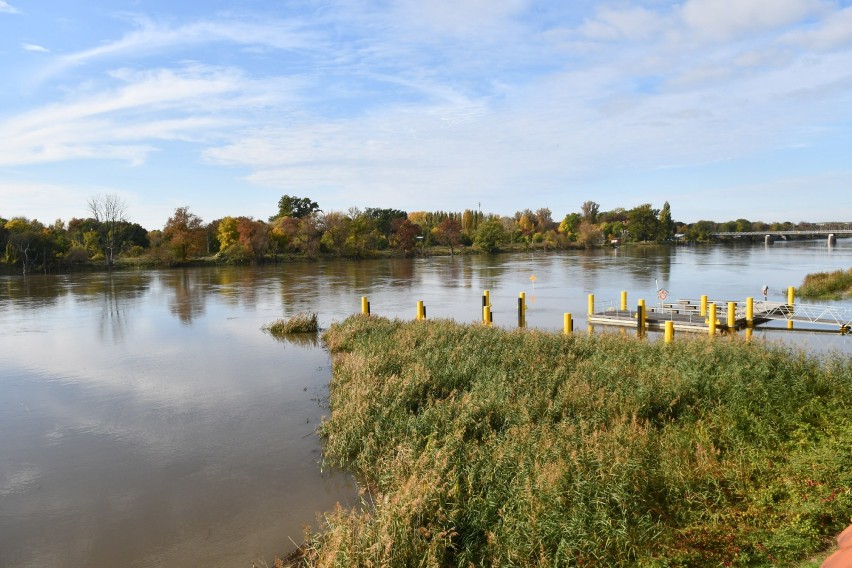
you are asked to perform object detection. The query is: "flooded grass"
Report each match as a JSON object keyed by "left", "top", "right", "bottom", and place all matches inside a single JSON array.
[
  {"left": 264, "top": 313, "right": 319, "bottom": 336},
  {"left": 797, "top": 268, "right": 852, "bottom": 300},
  {"left": 297, "top": 316, "right": 852, "bottom": 567}
]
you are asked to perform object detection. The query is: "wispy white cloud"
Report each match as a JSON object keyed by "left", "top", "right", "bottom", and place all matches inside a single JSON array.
[
  {"left": 679, "top": 0, "right": 829, "bottom": 41},
  {"left": 0, "top": 64, "right": 295, "bottom": 166},
  {"left": 0, "top": 0, "right": 20, "bottom": 14},
  {"left": 22, "top": 43, "right": 49, "bottom": 53}
]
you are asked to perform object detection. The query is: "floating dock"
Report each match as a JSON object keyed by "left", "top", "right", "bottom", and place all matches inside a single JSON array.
[{"left": 588, "top": 296, "right": 851, "bottom": 334}]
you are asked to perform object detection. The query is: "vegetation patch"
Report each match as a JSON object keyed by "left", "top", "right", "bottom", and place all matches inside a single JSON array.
[
  {"left": 294, "top": 316, "right": 851, "bottom": 567},
  {"left": 797, "top": 268, "right": 852, "bottom": 301},
  {"left": 264, "top": 312, "right": 319, "bottom": 336}
]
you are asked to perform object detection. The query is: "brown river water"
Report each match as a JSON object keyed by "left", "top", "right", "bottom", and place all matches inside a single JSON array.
[{"left": 1, "top": 241, "right": 851, "bottom": 567}]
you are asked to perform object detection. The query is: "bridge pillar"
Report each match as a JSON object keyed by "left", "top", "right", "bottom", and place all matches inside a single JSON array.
[
  {"left": 828, "top": 233, "right": 837, "bottom": 246},
  {"left": 764, "top": 234, "right": 774, "bottom": 245}
]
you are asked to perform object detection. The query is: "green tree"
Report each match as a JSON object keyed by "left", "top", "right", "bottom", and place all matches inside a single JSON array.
[
  {"left": 270, "top": 195, "right": 320, "bottom": 221},
  {"left": 320, "top": 211, "right": 351, "bottom": 256},
  {"left": 626, "top": 204, "right": 661, "bottom": 242},
  {"left": 658, "top": 201, "right": 675, "bottom": 241},
  {"left": 474, "top": 218, "right": 507, "bottom": 252},
  {"left": 365, "top": 208, "right": 407, "bottom": 238},
  {"left": 581, "top": 200, "right": 600, "bottom": 224}
]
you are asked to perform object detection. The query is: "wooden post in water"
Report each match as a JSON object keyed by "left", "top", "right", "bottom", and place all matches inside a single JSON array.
[
  {"left": 563, "top": 313, "right": 573, "bottom": 335},
  {"left": 708, "top": 303, "right": 717, "bottom": 335},
  {"left": 664, "top": 320, "right": 674, "bottom": 343}
]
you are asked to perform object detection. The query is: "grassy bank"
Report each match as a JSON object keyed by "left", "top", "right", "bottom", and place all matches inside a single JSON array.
[
  {"left": 797, "top": 268, "right": 852, "bottom": 301},
  {"left": 299, "top": 317, "right": 851, "bottom": 567}
]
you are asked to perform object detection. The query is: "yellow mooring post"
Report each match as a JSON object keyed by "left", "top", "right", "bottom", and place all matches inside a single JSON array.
[
  {"left": 361, "top": 296, "right": 369, "bottom": 315},
  {"left": 482, "top": 305, "right": 492, "bottom": 326},
  {"left": 700, "top": 295, "right": 708, "bottom": 317},
  {"left": 664, "top": 320, "right": 674, "bottom": 343},
  {"left": 564, "top": 313, "right": 573, "bottom": 335},
  {"left": 416, "top": 300, "right": 425, "bottom": 320},
  {"left": 746, "top": 327, "right": 753, "bottom": 342},
  {"left": 746, "top": 297, "right": 754, "bottom": 326},
  {"left": 518, "top": 292, "right": 526, "bottom": 328},
  {"left": 620, "top": 291, "right": 628, "bottom": 311},
  {"left": 637, "top": 301, "right": 645, "bottom": 333},
  {"left": 588, "top": 294, "right": 595, "bottom": 316},
  {"left": 638, "top": 299, "right": 646, "bottom": 329},
  {"left": 727, "top": 302, "right": 736, "bottom": 330},
  {"left": 708, "top": 303, "right": 717, "bottom": 335},
  {"left": 787, "top": 287, "right": 795, "bottom": 330}
]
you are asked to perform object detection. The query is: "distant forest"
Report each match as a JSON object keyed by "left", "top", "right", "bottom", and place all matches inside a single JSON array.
[{"left": 1, "top": 194, "right": 843, "bottom": 274}]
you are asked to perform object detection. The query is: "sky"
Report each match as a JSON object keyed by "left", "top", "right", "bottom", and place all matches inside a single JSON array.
[{"left": 1, "top": 0, "right": 852, "bottom": 230}]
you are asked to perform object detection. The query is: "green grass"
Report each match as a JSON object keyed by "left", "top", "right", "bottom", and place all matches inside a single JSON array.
[
  {"left": 797, "top": 268, "right": 852, "bottom": 300},
  {"left": 295, "top": 316, "right": 851, "bottom": 567},
  {"left": 264, "top": 312, "right": 319, "bottom": 336}
]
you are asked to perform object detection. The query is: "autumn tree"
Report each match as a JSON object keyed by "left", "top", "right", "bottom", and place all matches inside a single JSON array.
[
  {"left": 236, "top": 217, "right": 269, "bottom": 263},
  {"left": 163, "top": 207, "right": 204, "bottom": 261},
  {"left": 390, "top": 218, "right": 421, "bottom": 254},
  {"left": 434, "top": 218, "right": 463, "bottom": 255},
  {"left": 320, "top": 211, "right": 351, "bottom": 256},
  {"left": 88, "top": 194, "right": 128, "bottom": 269}
]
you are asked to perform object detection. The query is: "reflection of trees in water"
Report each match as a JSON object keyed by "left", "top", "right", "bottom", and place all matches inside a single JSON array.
[
  {"left": 96, "top": 273, "right": 152, "bottom": 342},
  {"left": 166, "top": 269, "right": 206, "bottom": 325},
  {"left": 0, "top": 274, "right": 62, "bottom": 308},
  {"left": 619, "top": 245, "right": 673, "bottom": 286}
]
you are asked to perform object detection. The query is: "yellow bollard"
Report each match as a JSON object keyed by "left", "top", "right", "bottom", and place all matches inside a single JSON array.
[
  {"left": 700, "top": 295, "right": 708, "bottom": 317},
  {"left": 620, "top": 291, "right": 627, "bottom": 311},
  {"left": 417, "top": 300, "right": 425, "bottom": 320},
  {"left": 564, "top": 313, "right": 573, "bottom": 335},
  {"left": 484, "top": 289, "right": 491, "bottom": 307},
  {"left": 708, "top": 303, "right": 716, "bottom": 335},
  {"left": 361, "top": 296, "right": 369, "bottom": 315},
  {"left": 746, "top": 327, "right": 753, "bottom": 342},
  {"left": 746, "top": 297, "right": 754, "bottom": 326},
  {"left": 727, "top": 302, "right": 736, "bottom": 330},
  {"left": 638, "top": 299, "right": 646, "bottom": 328},
  {"left": 664, "top": 320, "right": 674, "bottom": 343},
  {"left": 787, "top": 320, "right": 794, "bottom": 330},
  {"left": 518, "top": 292, "right": 527, "bottom": 328},
  {"left": 588, "top": 294, "right": 595, "bottom": 316},
  {"left": 787, "top": 286, "right": 795, "bottom": 307}
]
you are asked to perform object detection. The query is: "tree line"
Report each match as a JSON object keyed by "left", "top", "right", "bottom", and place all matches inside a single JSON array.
[{"left": 0, "top": 195, "right": 827, "bottom": 274}]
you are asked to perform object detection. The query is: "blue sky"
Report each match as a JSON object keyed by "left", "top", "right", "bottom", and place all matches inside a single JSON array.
[{"left": 1, "top": 0, "right": 852, "bottom": 230}]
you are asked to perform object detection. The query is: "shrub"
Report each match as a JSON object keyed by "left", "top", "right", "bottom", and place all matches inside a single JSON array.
[{"left": 264, "top": 312, "right": 319, "bottom": 336}]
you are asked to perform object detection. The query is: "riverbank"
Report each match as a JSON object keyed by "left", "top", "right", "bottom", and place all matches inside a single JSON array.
[{"left": 294, "top": 316, "right": 851, "bottom": 567}]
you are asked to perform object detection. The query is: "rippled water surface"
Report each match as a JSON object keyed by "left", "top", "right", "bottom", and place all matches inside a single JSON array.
[{"left": 1, "top": 241, "right": 850, "bottom": 567}]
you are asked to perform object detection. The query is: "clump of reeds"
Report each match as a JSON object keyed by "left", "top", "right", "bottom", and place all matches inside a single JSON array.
[
  {"left": 264, "top": 312, "right": 319, "bottom": 336},
  {"left": 300, "top": 316, "right": 852, "bottom": 567},
  {"left": 798, "top": 268, "right": 852, "bottom": 300}
]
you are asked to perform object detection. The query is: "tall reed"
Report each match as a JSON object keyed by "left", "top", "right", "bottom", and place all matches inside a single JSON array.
[{"left": 300, "top": 316, "right": 851, "bottom": 567}]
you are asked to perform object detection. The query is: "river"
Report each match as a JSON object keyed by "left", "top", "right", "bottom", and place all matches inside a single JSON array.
[{"left": 1, "top": 240, "right": 850, "bottom": 567}]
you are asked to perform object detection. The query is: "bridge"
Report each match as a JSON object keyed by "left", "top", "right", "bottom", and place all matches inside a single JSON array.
[{"left": 711, "top": 223, "right": 852, "bottom": 241}]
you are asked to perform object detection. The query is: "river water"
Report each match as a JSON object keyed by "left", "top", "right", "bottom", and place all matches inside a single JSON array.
[{"left": 1, "top": 241, "right": 851, "bottom": 567}]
